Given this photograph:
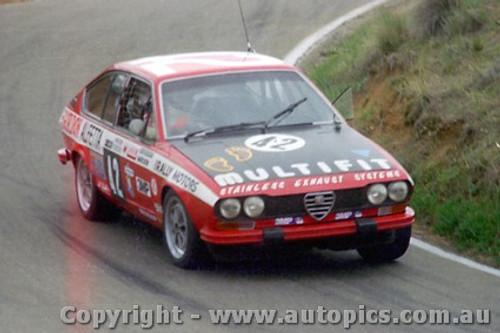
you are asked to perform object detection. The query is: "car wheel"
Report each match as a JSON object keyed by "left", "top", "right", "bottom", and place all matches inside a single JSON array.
[
  {"left": 75, "top": 156, "right": 119, "bottom": 221},
  {"left": 357, "top": 226, "right": 411, "bottom": 263},
  {"left": 163, "top": 191, "right": 209, "bottom": 269}
]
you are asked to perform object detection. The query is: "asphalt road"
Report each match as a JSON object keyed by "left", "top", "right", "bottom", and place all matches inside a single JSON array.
[{"left": 0, "top": 1, "right": 498, "bottom": 332}]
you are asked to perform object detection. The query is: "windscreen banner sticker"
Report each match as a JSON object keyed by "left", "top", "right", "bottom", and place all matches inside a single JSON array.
[
  {"left": 245, "top": 134, "right": 305, "bottom": 152},
  {"left": 104, "top": 148, "right": 125, "bottom": 200}
]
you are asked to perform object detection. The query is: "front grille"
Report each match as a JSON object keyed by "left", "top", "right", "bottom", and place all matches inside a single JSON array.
[
  {"left": 304, "top": 191, "right": 336, "bottom": 221},
  {"left": 260, "top": 188, "right": 367, "bottom": 219}
]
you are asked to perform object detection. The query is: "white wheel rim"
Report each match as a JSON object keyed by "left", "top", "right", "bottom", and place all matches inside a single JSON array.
[
  {"left": 76, "top": 159, "right": 93, "bottom": 212},
  {"left": 165, "top": 197, "right": 188, "bottom": 259}
]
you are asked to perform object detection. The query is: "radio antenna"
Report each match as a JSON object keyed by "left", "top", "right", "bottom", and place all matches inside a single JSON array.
[{"left": 237, "top": 0, "right": 255, "bottom": 53}]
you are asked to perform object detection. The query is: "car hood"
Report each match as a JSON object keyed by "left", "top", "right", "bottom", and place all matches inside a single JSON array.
[{"left": 170, "top": 125, "right": 410, "bottom": 195}]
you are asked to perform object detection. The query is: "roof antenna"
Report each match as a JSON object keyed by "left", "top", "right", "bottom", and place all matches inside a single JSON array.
[{"left": 238, "top": 0, "right": 255, "bottom": 53}]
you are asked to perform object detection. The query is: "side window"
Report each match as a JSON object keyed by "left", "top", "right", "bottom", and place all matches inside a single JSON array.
[
  {"left": 85, "top": 75, "right": 112, "bottom": 118},
  {"left": 102, "top": 74, "right": 128, "bottom": 124},
  {"left": 117, "top": 78, "right": 157, "bottom": 141}
]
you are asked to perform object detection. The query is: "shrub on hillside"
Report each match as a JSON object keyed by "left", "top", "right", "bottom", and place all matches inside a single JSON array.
[
  {"left": 377, "top": 11, "right": 408, "bottom": 54},
  {"left": 413, "top": 0, "right": 458, "bottom": 37}
]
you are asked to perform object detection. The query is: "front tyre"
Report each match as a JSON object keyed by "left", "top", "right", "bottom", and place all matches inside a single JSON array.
[
  {"left": 163, "top": 191, "right": 209, "bottom": 269},
  {"left": 357, "top": 226, "right": 412, "bottom": 263},
  {"left": 75, "top": 156, "right": 119, "bottom": 221}
]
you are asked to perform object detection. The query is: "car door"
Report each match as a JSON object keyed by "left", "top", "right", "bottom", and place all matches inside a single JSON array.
[{"left": 110, "top": 76, "right": 160, "bottom": 223}]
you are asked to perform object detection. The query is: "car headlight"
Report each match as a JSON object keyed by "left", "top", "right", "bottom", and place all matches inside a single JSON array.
[
  {"left": 388, "top": 181, "right": 409, "bottom": 202},
  {"left": 367, "top": 184, "right": 388, "bottom": 205},
  {"left": 243, "top": 196, "right": 265, "bottom": 218},
  {"left": 219, "top": 199, "right": 241, "bottom": 219}
]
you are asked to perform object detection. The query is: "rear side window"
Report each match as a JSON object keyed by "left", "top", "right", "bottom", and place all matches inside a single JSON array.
[
  {"left": 85, "top": 72, "right": 128, "bottom": 122},
  {"left": 86, "top": 75, "right": 112, "bottom": 118}
]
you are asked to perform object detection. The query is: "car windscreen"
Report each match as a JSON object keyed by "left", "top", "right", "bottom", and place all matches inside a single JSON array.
[{"left": 160, "top": 70, "right": 334, "bottom": 138}]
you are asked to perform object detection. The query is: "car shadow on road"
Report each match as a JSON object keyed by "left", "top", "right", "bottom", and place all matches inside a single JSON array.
[
  {"left": 208, "top": 249, "right": 402, "bottom": 278},
  {"left": 80, "top": 212, "right": 405, "bottom": 280}
]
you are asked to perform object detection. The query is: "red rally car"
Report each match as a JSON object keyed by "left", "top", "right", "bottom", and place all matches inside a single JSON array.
[{"left": 58, "top": 52, "right": 415, "bottom": 268}]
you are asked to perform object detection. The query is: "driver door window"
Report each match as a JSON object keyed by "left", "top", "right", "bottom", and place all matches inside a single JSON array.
[{"left": 116, "top": 78, "right": 157, "bottom": 141}]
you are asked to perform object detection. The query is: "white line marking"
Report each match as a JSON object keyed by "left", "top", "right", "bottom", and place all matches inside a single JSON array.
[
  {"left": 285, "top": 0, "right": 500, "bottom": 278},
  {"left": 284, "top": 0, "right": 388, "bottom": 65},
  {"left": 411, "top": 238, "right": 500, "bottom": 278}
]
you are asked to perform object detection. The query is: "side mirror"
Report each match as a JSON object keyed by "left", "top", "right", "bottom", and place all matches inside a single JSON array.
[{"left": 332, "top": 87, "right": 354, "bottom": 120}]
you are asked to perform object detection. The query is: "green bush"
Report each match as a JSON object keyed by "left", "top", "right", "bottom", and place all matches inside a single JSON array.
[{"left": 377, "top": 11, "right": 408, "bottom": 54}]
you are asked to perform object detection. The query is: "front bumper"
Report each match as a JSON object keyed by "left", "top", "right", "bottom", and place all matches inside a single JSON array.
[{"left": 200, "top": 206, "right": 415, "bottom": 245}]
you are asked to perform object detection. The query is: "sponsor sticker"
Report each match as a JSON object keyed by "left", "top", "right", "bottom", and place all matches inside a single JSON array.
[
  {"left": 60, "top": 110, "right": 82, "bottom": 137},
  {"left": 245, "top": 134, "right": 305, "bottom": 152},
  {"left": 225, "top": 146, "right": 253, "bottom": 162},
  {"left": 123, "top": 142, "right": 139, "bottom": 160},
  {"left": 213, "top": 159, "right": 394, "bottom": 187},
  {"left": 80, "top": 121, "right": 103, "bottom": 150},
  {"left": 334, "top": 210, "right": 363, "bottom": 221},
  {"left": 151, "top": 178, "right": 158, "bottom": 196},
  {"left": 137, "top": 155, "right": 151, "bottom": 167},
  {"left": 124, "top": 164, "right": 135, "bottom": 177},
  {"left": 204, "top": 157, "right": 234, "bottom": 172},
  {"left": 89, "top": 151, "right": 106, "bottom": 179},
  {"left": 274, "top": 216, "right": 304, "bottom": 226},
  {"left": 126, "top": 176, "right": 135, "bottom": 197},
  {"left": 136, "top": 177, "right": 152, "bottom": 197}
]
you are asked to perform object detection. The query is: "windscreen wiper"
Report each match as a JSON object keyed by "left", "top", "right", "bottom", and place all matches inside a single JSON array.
[
  {"left": 264, "top": 97, "right": 308, "bottom": 131},
  {"left": 184, "top": 121, "right": 265, "bottom": 142}
]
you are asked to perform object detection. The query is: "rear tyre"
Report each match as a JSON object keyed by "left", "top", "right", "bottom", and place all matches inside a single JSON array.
[
  {"left": 357, "top": 226, "right": 412, "bottom": 263},
  {"left": 163, "top": 191, "right": 210, "bottom": 269},
  {"left": 75, "top": 156, "right": 119, "bottom": 221}
]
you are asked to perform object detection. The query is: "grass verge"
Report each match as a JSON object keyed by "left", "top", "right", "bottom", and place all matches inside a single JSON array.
[{"left": 308, "top": 0, "right": 500, "bottom": 266}]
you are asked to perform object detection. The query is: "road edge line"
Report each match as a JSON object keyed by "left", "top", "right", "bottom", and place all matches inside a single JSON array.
[
  {"left": 410, "top": 238, "right": 500, "bottom": 278},
  {"left": 285, "top": 0, "right": 500, "bottom": 278},
  {"left": 284, "top": 0, "right": 388, "bottom": 65}
]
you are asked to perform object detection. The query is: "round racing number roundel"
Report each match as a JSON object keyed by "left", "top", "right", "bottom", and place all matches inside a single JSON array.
[{"left": 245, "top": 134, "right": 305, "bottom": 152}]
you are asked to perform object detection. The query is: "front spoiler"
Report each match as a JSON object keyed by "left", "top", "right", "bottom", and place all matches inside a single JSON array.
[{"left": 200, "top": 207, "right": 415, "bottom": 245}]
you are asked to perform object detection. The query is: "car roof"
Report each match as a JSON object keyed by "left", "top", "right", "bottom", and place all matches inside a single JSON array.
[{"left": 112, "top": 52, "right": 294, "bottom": 82}]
